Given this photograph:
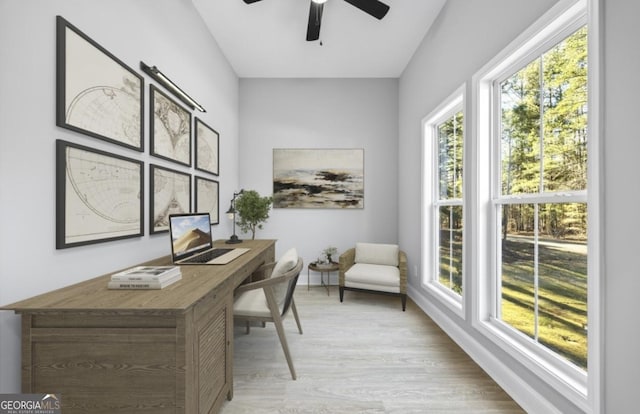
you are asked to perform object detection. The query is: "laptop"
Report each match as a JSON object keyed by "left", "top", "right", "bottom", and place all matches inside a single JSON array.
[{"left": 168, "top": 212, "right": 249, "bottom": 265}]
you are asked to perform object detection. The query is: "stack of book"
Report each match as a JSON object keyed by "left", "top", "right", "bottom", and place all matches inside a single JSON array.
[{"left": 107, "top": 266, "right": 182, "bottom": 290}]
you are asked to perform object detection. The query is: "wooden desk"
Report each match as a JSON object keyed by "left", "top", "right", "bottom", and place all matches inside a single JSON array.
[{"left": 0, "top": 239, "right": 276, "bottom": 414}]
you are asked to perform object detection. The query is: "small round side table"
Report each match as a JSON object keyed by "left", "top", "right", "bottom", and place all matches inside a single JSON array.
[{"left": 307, "top": 262, "right": 339, "bottom": 296}]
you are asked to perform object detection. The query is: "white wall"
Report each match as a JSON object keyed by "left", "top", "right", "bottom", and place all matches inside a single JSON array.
[
  {"left": 0, "top": 0, "right": 239, "bottom": 392},
  {"left": 400, "top": 0, "right": 640, "bottom": 413},
  {"left": 239, "top": 78, "right": 399, "bottom": 279},
  {"left": 601, "top": 1, "right": 640, "bottom": 412}
]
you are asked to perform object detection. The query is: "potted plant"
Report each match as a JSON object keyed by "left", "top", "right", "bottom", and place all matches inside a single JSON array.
[{"left": 234, "top": 190, "right": 273, "bottom": 239}]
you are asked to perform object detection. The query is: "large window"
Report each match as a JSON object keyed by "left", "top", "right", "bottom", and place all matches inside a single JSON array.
[
  {"left": 473, "top": 0, "right": 599, "bottom": 409},
  {"left": 422, "top": 88, "right": 464, "bottom": 314},
  {"left": 497, "top": 26, "right": 588, "bottom": 370},
  {"left": 437, "top": 111, "right": 464, "bottom": 295}
]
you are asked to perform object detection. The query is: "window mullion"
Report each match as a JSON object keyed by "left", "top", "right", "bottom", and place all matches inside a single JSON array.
[
  {"left": 534, "top": 54, "right": 543, "bottom": 342},
  {"left": 534, "top": 203, "right": 540, "bottom": 341},
  {"left": 539, "top": 57, "right": 545, "bottom": 193},
  {"left": 449, "top": 207, "right": 454, "bottom": 289},
  {"left": 495, "top": 191, "right": 587, "bottom": 204}
]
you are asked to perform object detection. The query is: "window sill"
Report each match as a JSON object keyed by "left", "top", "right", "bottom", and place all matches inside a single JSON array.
[
  {"left": 424, "top": 280, "right": 464, "bottom": 319},
  {"left": 474, "top": 317, "right": 589, "bottom": 412}
]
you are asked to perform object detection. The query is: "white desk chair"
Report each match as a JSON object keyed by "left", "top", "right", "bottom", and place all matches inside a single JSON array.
[{"left": 233, "top": 249, "right": 303, "bottom": 379}]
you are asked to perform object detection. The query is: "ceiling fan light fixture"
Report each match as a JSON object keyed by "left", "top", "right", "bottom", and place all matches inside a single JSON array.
[{"left": 243, "top": 0, "right": 389, "bottom": 41}]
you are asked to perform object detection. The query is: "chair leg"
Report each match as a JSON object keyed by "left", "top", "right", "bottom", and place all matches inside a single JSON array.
[
  {"left": 273, "top": 313, "right": 296, "bottom": 380},
  {"left": 245, "top": 320, "right": 250, "bottom": 334},
  {"left": 401, "top": 294, "right": 407, "bottom": 312},
  {"left": 265, "top": 287, "right": 297, "bottom": 380},
  {"left": 291, "top": 298, "right": 303, "bottom": 334},
  {"left": 339, "top": 286, "right": 344, "bottom": 302}
]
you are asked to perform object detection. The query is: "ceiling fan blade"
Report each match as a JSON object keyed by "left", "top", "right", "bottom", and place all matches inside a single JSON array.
[
  {"left": 343, "top": 0, "right": 389, "bottom": 20},
  {"left": 306, "top": 2, "right": 324, "bottom": 41},
  {"left": 243, "top": 0, "right": 263, "bottom": 3}
]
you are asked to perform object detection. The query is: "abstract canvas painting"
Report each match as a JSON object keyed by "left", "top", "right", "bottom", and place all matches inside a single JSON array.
[{"left": 273, "top": 148, "right": 364, "bottom": 209}]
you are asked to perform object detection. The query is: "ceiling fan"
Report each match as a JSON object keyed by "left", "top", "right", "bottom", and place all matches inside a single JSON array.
[{"left": 242, "top": 0, "right": 390, "bottom": 41}]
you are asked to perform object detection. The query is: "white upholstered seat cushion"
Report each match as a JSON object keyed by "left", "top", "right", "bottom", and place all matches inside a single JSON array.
[
  {"left": 234, "top": 288, "right": 271, "bottom": 318},
  {"left": 355, "top": 243, "right": 399, "bottom": 267},
  {"left": 344, "top": 263, "right": 400, "bottom": 294},
  {"left": 234, "top": 248, "right": 299, "bottom": 318}
]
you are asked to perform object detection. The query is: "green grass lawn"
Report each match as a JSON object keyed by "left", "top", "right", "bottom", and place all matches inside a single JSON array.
[
  {"left": 501, "top": 236, "right": 587, "bottom": 369},
  {"left": 439, "top": 233, "right": 588, "bottom": 370}
]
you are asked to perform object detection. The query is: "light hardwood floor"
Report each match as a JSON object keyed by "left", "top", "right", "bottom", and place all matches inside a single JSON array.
[{"left": 221, "top": 286, "right": 525, "bottom": 414}]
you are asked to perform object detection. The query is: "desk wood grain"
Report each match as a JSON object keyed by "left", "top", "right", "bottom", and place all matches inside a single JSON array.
[{"left": 1, "top": 239, "right": 276, "bottom": 414}]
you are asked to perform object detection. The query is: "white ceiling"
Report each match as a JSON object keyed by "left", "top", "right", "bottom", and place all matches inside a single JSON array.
[{"left": 192, "top": 0, "right": 447, "bottom": 78}]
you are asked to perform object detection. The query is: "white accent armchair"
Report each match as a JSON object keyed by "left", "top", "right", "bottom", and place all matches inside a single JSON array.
[
  {"left": 339, "top": 242, "right": 407, "bottom": 311},
  {"left": 233, "top": 248, "right": 303, "bottom": 379}
]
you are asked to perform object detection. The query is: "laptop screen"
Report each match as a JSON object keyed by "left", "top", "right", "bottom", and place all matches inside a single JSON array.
[{"left": 168, "top": 213, "right": 213, "bottom": 261}]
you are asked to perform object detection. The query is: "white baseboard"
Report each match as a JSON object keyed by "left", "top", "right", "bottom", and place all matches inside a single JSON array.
[{"left": 408, "top": 286, "right": 562, "bottom": 414}]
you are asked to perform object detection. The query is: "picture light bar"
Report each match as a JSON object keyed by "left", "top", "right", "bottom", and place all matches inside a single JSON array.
[{"left": 140, "top": 61, "right": 206, "bottom": 112}]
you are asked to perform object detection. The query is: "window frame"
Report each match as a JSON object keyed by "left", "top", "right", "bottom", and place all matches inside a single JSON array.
[
  {"left": 421, "top": 85, "right": 465, "bottom": 318},
  {"left": 470, "top": 0, "right": 602, "bottom": 411}
]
